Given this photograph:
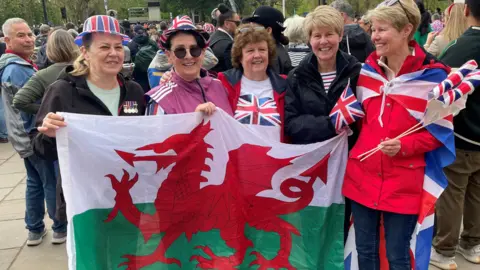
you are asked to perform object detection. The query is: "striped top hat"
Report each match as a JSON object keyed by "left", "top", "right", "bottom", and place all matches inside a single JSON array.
[
  {"left": 75, "top": 15, "right": 130, "bottom": 46},
  {"left": 159, "top": 15, "right": 209, "bottom": 50}
]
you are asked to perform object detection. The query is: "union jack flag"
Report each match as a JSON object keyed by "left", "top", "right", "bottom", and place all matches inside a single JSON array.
[
  {"left": 169, "top": 15, "right": 196, "bottom": 31},
  {"left": 234, "top": 94, "right": 281, "bottom": 126},
  {"left": 159, "top": 15, "right": 209, "bottom": 49},
  {"left": 75, "top": 15, "right": 130, "bottom": 46},
  {"left": 345, "top": 63, "right": 455, "bottom": 270},
  {"left": 329, "top": 81, "right": 364, "bottom": 133}
]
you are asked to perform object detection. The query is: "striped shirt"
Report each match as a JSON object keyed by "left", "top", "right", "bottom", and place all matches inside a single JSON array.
[
  {"left": 287, "top": 43, "right": 310, "bottom": 67},
  {"left": 320, "top": 71, "right": 336, "bottom": 92}
]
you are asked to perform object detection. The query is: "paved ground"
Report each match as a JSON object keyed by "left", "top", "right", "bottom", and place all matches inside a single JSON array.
[{"left": 0, "top": 143, "right": 478, "bottom": 270}]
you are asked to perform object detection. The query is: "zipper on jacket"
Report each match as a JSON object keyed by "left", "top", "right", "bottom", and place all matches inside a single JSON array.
[{"left": 195, "top": 79, "right": 208, "bottom": 103}]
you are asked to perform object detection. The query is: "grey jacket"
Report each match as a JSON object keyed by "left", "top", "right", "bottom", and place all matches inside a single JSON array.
[{"left": 0, "top": 53, "right": 37, "bottom": 158}]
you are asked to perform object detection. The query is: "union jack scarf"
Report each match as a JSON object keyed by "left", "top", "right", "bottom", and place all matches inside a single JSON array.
[{"left": 344, "top": 62, "right": 456, "bottom": 270}]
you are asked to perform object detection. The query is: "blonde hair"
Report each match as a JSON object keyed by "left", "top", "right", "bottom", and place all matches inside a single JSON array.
[
  {"left": 441, "top": 4, "right": 468, "bottom": 43},
  {"left": 70, "top": 34, "right": 94, "bottom": 77},
  {"left": 46, "top": 29, "right": 79, "bottom": 63},
  {"left": 367, "top": 0, "right": 421, "bottom": 40},
  {"left": 304, "top": 5, "right": 344, "bottom": 40},
  {"left": 284, "top": 15, "right": 307, "bottom": 44}
]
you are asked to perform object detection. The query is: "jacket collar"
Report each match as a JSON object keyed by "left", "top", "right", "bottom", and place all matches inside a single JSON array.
[
  {"left": 365, "top": 40, "right": 450, "bottom": 78},
  {"left": 59, "top": 65, "right": 129, "bottom": 115},
  {"left": 298, "top": 50, "right": 352, "bottom": 79},
  {"left": 217, "top": 28, "right": 233, "bottom": 40},
  {"left": 171, "top": 69, "right": 213, "bottom": 92},
  {"left": 222, "top": 67, "right": 288, "bottom": 94}
]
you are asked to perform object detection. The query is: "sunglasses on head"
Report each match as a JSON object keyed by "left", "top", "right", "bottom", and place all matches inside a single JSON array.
[
  {"left": 172, "top": 46, "right": 202, "bottom": 59},
  {"left": 238, "top": 26, "right": 265, "bottom": 34},
  {"left": 378, "top": 0, "right": 413, "bottom": 25}
]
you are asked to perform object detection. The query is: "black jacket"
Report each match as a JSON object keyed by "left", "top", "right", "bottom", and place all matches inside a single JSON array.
[
  {"left": 440, "top": 27, "right": 480, "bottom": 151},
  {"left": 0, "top": 43, "right": 5, "bottom": 58},
  {"left": 33, "top": 65, "right": 146, "bottom": 161},
  {"left": 274, "top": 43, "right": 293, "bottom": 74},
  {"left": 340, "top": 24, "right": 375, "bottom": 63},
  {"left": 35, "top": 44, "right": 53, "bottom": 70},
  {"left": 285, "top": 51, "right": 362, "bottom": 145},
  {"left": 210, "top": 29, "right": 234, "bottom": 73}
]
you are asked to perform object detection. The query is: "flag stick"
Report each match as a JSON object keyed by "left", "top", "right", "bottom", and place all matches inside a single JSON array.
[
  {"left": 359, "top": 123, "right": 428, "bottom": 162},
  {"left": 360, "top": 146, "right": 381, "bottom": 162},
  {"left": 356, "top": 122, "right": 423, "bottom": 159}
]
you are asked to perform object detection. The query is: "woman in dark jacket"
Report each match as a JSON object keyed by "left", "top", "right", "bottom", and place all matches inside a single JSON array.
[
  {"left": 284, "top": 6, "right": 361, "bottom": 244},
  {"left": 34, "top": 15, "right": 146, "bottom": 228},
  {"left": 285, "top": 6, "right": 361, "bottom": 145}
]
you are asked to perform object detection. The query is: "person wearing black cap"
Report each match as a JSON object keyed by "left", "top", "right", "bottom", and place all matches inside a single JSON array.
[
  {"left": 243, "top": 6, "right": 293, "bottom": 75},
  {"left": 209, "top": 4, "right": 241, "bottom": 73}
]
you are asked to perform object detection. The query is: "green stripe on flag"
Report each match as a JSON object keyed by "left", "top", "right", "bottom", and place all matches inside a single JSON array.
[{"left": 73, "top": 203, "right": 345, "bottom": 270}]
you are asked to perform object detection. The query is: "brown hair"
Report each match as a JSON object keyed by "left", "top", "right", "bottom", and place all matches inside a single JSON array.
[
  {"left": 46, "top": 29, "right": 79, "bottom": 63},
  {"left": 231, "top": 24, "right": 276, "bottom": 69},
  {"left": 70, "top": 33, "right": 94, "bottom": 76}
]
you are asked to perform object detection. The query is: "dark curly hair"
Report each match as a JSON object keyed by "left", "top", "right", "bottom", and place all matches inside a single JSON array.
[{"left": 231, "top": 24, "right": 276, "bottom": 69}]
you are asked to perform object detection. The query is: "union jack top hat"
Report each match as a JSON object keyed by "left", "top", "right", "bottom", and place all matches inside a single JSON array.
[
  {"left": 75, "top": 15, "right": 130, "bottom": 46},
  {"left": 159, "top": 15, "right": 209, "bottom": 50}
]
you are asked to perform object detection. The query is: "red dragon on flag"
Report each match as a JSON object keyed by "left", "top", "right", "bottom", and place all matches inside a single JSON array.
[{"left": 104, "top": 121, "right": 331, "bottom": 270}]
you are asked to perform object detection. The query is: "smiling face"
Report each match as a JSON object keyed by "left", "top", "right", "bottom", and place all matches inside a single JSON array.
[
  {"left": 371, "top": 18, "right": 412, "bottom": 58},
  {"left": 240, "top": 41, "right": 269, "bottom": 75},
  {"left": 4, "top": 22, "right": 35, "bottom": 58},
  {"left": 166, "top": 32, "right": 205, "bottom": 82},
  {"left": 83, "top": 33, "right": 124, "bottom": 77},
  {"left": 309, "top": 26, "right": 342, "bottom": 65}
]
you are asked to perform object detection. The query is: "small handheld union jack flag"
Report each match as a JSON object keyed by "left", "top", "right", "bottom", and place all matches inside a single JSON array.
[{"left": 329, "top": 81, "right": 365, "bottom": 134}]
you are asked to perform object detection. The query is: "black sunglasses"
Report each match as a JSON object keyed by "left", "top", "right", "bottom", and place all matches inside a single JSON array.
[
  {"left": 226, "top": 19, "right": 241, "bottom": 26},
  {"left": 172, "top": 46, "right": 202, "bottom": 59}
]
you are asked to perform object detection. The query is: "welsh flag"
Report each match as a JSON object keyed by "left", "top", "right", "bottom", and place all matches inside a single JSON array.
[{"left": 56, "top": 110, "right": 348, "bottom": 270}]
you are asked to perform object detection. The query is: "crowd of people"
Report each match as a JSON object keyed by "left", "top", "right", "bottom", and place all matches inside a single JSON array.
[{"left": 0, "top": 0, "right": 479, "bottom": 269}]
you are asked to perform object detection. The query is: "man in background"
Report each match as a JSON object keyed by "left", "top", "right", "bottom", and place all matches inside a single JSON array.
[
  {"left": 0, "top": 18, "right": 66, "bottom": 246},
  {"left": 34, "top": 24, "right": 50, "bottom": 48},
  {"left": 431, "top": 0, "right": 480, "bottom": 269},
  {"left": 331, "top": 0, "right": 375, "bottom": 63}
]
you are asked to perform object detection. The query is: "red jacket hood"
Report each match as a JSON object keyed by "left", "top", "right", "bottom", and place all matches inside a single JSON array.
[{"left": 364, "top": 41, "right": 451, "bottom": 78}]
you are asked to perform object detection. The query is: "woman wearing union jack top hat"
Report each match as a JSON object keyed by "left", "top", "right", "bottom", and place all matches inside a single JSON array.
[
  {"left": 342, "top": 1, "right": 453, "bottom": 269},
  {"left": 33, "top": 15, "right": 147, "bottom": 227}
]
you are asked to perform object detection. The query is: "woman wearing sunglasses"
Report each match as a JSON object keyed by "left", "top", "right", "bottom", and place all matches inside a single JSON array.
[
  {"left": 217, "top": 24, "right": 288, "bottom": 142},
  {"left": 342, "top": 1, "right": 451, "bottom": 269},
  {"left": 145, "top": 16, "right": 233, "bottom": 116}
]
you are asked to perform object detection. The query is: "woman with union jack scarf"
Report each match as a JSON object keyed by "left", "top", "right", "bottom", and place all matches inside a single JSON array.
[
  {"left": 283, "top": 5, "right": 362, "bottom": 246},
  {"left": 342, "top": 1, "right": 451, "bottom": 269}
]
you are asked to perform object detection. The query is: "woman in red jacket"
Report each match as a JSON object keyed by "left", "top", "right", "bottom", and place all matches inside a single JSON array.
[{"left": 342, "top": 1, "right": 451, "bottom": 269}]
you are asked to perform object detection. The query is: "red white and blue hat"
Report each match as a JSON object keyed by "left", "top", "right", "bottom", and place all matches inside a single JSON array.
[
  {"left": 159, "top": 15, "right": 209, "bottom": 50},
  {"left": 75, "top": 15, "right": 130, "bottom": 46}
]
